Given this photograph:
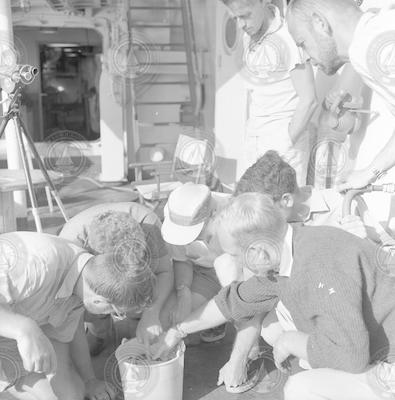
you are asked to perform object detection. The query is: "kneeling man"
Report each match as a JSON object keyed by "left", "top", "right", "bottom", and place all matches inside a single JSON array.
[
  {"left": 0, "top": 231, "right": 154, "bottom": 400},
  {"left": 153, "top": 193, "right": 395, "bottom": 400}
]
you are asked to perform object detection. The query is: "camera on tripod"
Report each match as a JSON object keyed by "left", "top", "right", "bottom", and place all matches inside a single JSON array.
[{"left": 0, "top": 64, "right": 38, "bottom": 93}]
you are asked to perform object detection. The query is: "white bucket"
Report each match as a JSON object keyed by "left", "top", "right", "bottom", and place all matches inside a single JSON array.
[{"left": 115, "top": 338, "right": 185, "bottom": 400}]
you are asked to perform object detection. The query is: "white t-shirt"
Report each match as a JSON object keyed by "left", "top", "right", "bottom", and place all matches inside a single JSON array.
[
  {"left": 359, "top": 0, "right": 395, "bottom": 11},
  {"left": 349, "top": 8, "right": 395, "bottom": 116},
  {"left": 242, "top": 4, "right": 304, "bottom": 134}
]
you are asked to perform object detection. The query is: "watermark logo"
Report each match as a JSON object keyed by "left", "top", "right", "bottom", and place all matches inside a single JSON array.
[
  {"left": 111, "top": 35, "right": 153, "bottom": 80},
  {"left": 0, "top": 37, "right": 29, "bottom": 93},
  {"left": 0, "top": 36, "right": 28, "bottom": 70},
  {"left": 110, "top": 32, "right": 158, "bottom": 104},
  {"left": 45, "top": 130, "right": 88, "bottom": 179},
  {"left": 176, "top": 131, "right": 217, "bottom": 182},
  {"left": 0, "top": 347, "right": 23, "bottom": 390},
  {"left": 375, "top": 244, "right": 395, "bottom": 278},
  {"left": 103, "top": 342, "right": 152, "bottom": 398},
  {"left": 243, "top": 237, "right": 282, "bottom": 278},
  {"left": 309, "top": 139, "right": 348, "bottom": 183},
  {"left": 112, "top": 238, "right": 153, "bottom": 281},
  {"left": 239, "top": 33, "right": 290, "bottom": 85},
  {"left": 0, "top": 41, "right": 18, "bottom": 73},
  {"left": 235, "top": 345, "right": 290, "bottom": 399},
  {"left": 103, "top": 340, "right": 184, "bottom": 398},
  {"left": 0, "top": 238, "right": 18, "bottom": 270},
  {"left": 367, "top": 31, "right": 395, "bottom": 86},
  {"left": 368, "top": 349, "right": 395, "bottom": 399}
]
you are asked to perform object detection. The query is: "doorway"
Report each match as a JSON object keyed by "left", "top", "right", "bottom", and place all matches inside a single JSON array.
[
  {"left": 40, "top": 42, "right": 101, "bottom": 140},
  {"left": 14, "top": 27, "right": 102, "bottom": 141}
]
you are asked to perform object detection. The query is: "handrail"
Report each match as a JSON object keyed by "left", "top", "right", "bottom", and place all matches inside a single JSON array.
[{"left": 180, "top": 0, "right": 202, "bottom": 126}]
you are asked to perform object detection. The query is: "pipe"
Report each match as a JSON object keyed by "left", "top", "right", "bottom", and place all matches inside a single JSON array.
[{"left": 342, "top": 184, "right": 395, "bottom": 245}]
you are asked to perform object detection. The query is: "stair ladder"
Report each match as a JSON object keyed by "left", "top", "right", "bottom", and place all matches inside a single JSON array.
[{"left": 128, "top": 0, "right": 203, "bottom": 171}]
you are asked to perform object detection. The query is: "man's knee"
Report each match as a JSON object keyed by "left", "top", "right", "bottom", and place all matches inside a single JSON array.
[
  {"left": 51, "top": 372, "right": 85, "bottom": 400},
  {"left": 60, "top": 386, "right": 84, "bottom": 400},
  {"left": 283, "top": 372, "right": 312, "bottom": 400}
]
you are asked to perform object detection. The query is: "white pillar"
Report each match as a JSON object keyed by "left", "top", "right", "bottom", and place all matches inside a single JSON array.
[
  {"left": 0, "top": 0, "right": 27, "bottom": 218},
  {"left": 214, "top": 2, "right": 248, "bottom": 182},
  {"left": 98, "top": 69, "right": 129, "bottom": 182},
  {"left": 99, "top": 63, "right": 137, "bottom": 183}
]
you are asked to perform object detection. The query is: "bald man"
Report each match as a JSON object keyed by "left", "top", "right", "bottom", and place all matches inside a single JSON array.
[{"left": 286, "top": 0, "right": 395, "bottom": 192}]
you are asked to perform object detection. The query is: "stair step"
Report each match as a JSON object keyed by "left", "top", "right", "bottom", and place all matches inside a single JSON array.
[
  {"left": 130, "top": 0, "right": 181, "bottom": 7},
  {"left": 131, "top": 27, "right": 181, "bottom": 43},
  {"left": 130, "top": 6, "right": 182, "bottom": 10},
  {"left": 137, "top": 84, "right": 190, "bottom": 103},
  {"left": 137, "top": 101, "right": 190, "bottom": 105},
  {"left": 145, "top": 43, "right": 186, "bottom": 49},
  {"left": 138, "top": 124, "right": 187, "bottom": 145},
  {"left": 135, "top": 50, "right": 186, "bottom": 61},
  {"left": 139, "top": 81, "right": 189, "bottom": 85},
  {"left": 146, "top": 64, "right": 188, "bottom": 74},
  {"left": 134, "top": 74, "right": 190, "bottom": 85},
  {"left": 137, "top": 104, "right": 181, "bottom": 124},
  {"left": 131, "top": 24, "right": 183, "bottom": 29},
  {"left": 150, "top": 62, "right": 187, "bottom": 66}
]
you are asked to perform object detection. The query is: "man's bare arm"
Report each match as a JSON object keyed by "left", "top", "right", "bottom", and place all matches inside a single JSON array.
[
  {"left": 289, "top": 63, "right": 318, "bottom": 144},
  {"left": 0, "top": 304, "right": 57, "bottom": 374}
]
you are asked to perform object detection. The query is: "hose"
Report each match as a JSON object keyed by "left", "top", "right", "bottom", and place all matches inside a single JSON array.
[{"left": 342, "top": 184, "right": 395, "bottom": 245}]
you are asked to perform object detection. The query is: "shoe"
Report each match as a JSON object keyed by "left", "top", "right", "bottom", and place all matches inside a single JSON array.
[
  {"left": 225, "top": 357, "right": 264, "bottom": 394},
  {"left": 200, "top": 324, "right": 226, "bottom": 343},
  {"left": 86, "top": 332, "right": 106, "bottom": 356}
]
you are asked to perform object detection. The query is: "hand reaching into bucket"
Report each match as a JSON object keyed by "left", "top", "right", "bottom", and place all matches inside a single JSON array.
[
  {"left": 151, "top": 327, "right": 185, "bottom": 360},
  {"left": 85, "top": 378, "right": 117, "bottom": 400},
  {"left": 136, "top": 308, "right": 163, "bottom": 347}
]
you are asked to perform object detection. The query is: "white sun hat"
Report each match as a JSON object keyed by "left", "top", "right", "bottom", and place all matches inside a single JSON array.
[{"left": 161, "top": 183, "right": 212, "bottom": 246}]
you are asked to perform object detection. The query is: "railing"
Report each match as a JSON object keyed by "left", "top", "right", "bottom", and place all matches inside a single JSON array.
[{"left": 180, "top": 0, "right": 203, "bottom": 126}]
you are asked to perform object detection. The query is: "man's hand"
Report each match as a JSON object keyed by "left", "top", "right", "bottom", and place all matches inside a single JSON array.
[
  {"left": 172, "top": 287, "right": 192, "bottom": 325},
  {"left": 217, "top": 359, "right": 247, "bottom": 389},
  {"left": 337, "top": 169, "right": 374, "bottom": 192},
  {"left": 16, "top": 323, "right": 57, "bottom": 375},
  {"left": 85, "top": 378, "right": 117, "bottom": 400},
  {"left": 151, "top": 328, "right": 184, "bottom": 360},
  {"left": 136, "top": 308, "right": 163, "bottom": 347},
  {"left": 325, "top": 90, "right": 352, "bottom": 114},
  {"left": 273, "top": 333, "right": 292, "bottom": 373},
  {"left": 340, "top": 215, "right": 368, "bottom": 239}
]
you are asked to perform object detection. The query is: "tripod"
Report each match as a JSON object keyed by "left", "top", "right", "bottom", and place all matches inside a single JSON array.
[{"left": 0, "top": 83, "right": 69, "bottom": 232}]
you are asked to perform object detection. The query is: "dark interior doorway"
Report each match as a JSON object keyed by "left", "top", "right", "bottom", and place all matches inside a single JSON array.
[{"left": 40, "top": 42, "right": 101, "bottom": 140}]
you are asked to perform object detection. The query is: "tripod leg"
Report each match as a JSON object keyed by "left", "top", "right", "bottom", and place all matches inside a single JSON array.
[
  {"left": 45, "top": 186, "right": 54, "bottom": 213},
  {"left": 14, "top": 117, "right": 43, "bottom": 232},
  {"left": 18, "top": 117, "right": 69, "bottom": 222}
]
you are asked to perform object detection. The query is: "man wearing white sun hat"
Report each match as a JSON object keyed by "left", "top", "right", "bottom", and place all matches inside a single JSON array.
[
  {"left": 162, "top": 183, "right": 232, "bottom": 342},
  {"left": 161, "top": 183, "right": 272, "bottom": 393}
]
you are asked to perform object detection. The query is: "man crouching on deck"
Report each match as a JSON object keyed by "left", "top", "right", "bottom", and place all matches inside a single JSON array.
[
  {"left": 153, "top": 193, "right": 395, "bottom": 400},
  {"left": 0, "top": 231, "right": 155, "bottom": 400}
]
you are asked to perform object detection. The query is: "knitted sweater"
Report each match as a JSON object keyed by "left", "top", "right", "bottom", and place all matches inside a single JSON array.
[{"left": 215, "top": 225, "right": 395, "bottom": 373}]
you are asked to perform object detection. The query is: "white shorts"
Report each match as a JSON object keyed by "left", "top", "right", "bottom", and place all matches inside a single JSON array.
[{"left": 244, "top": 119, "right": 310, "bottom": 186}]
